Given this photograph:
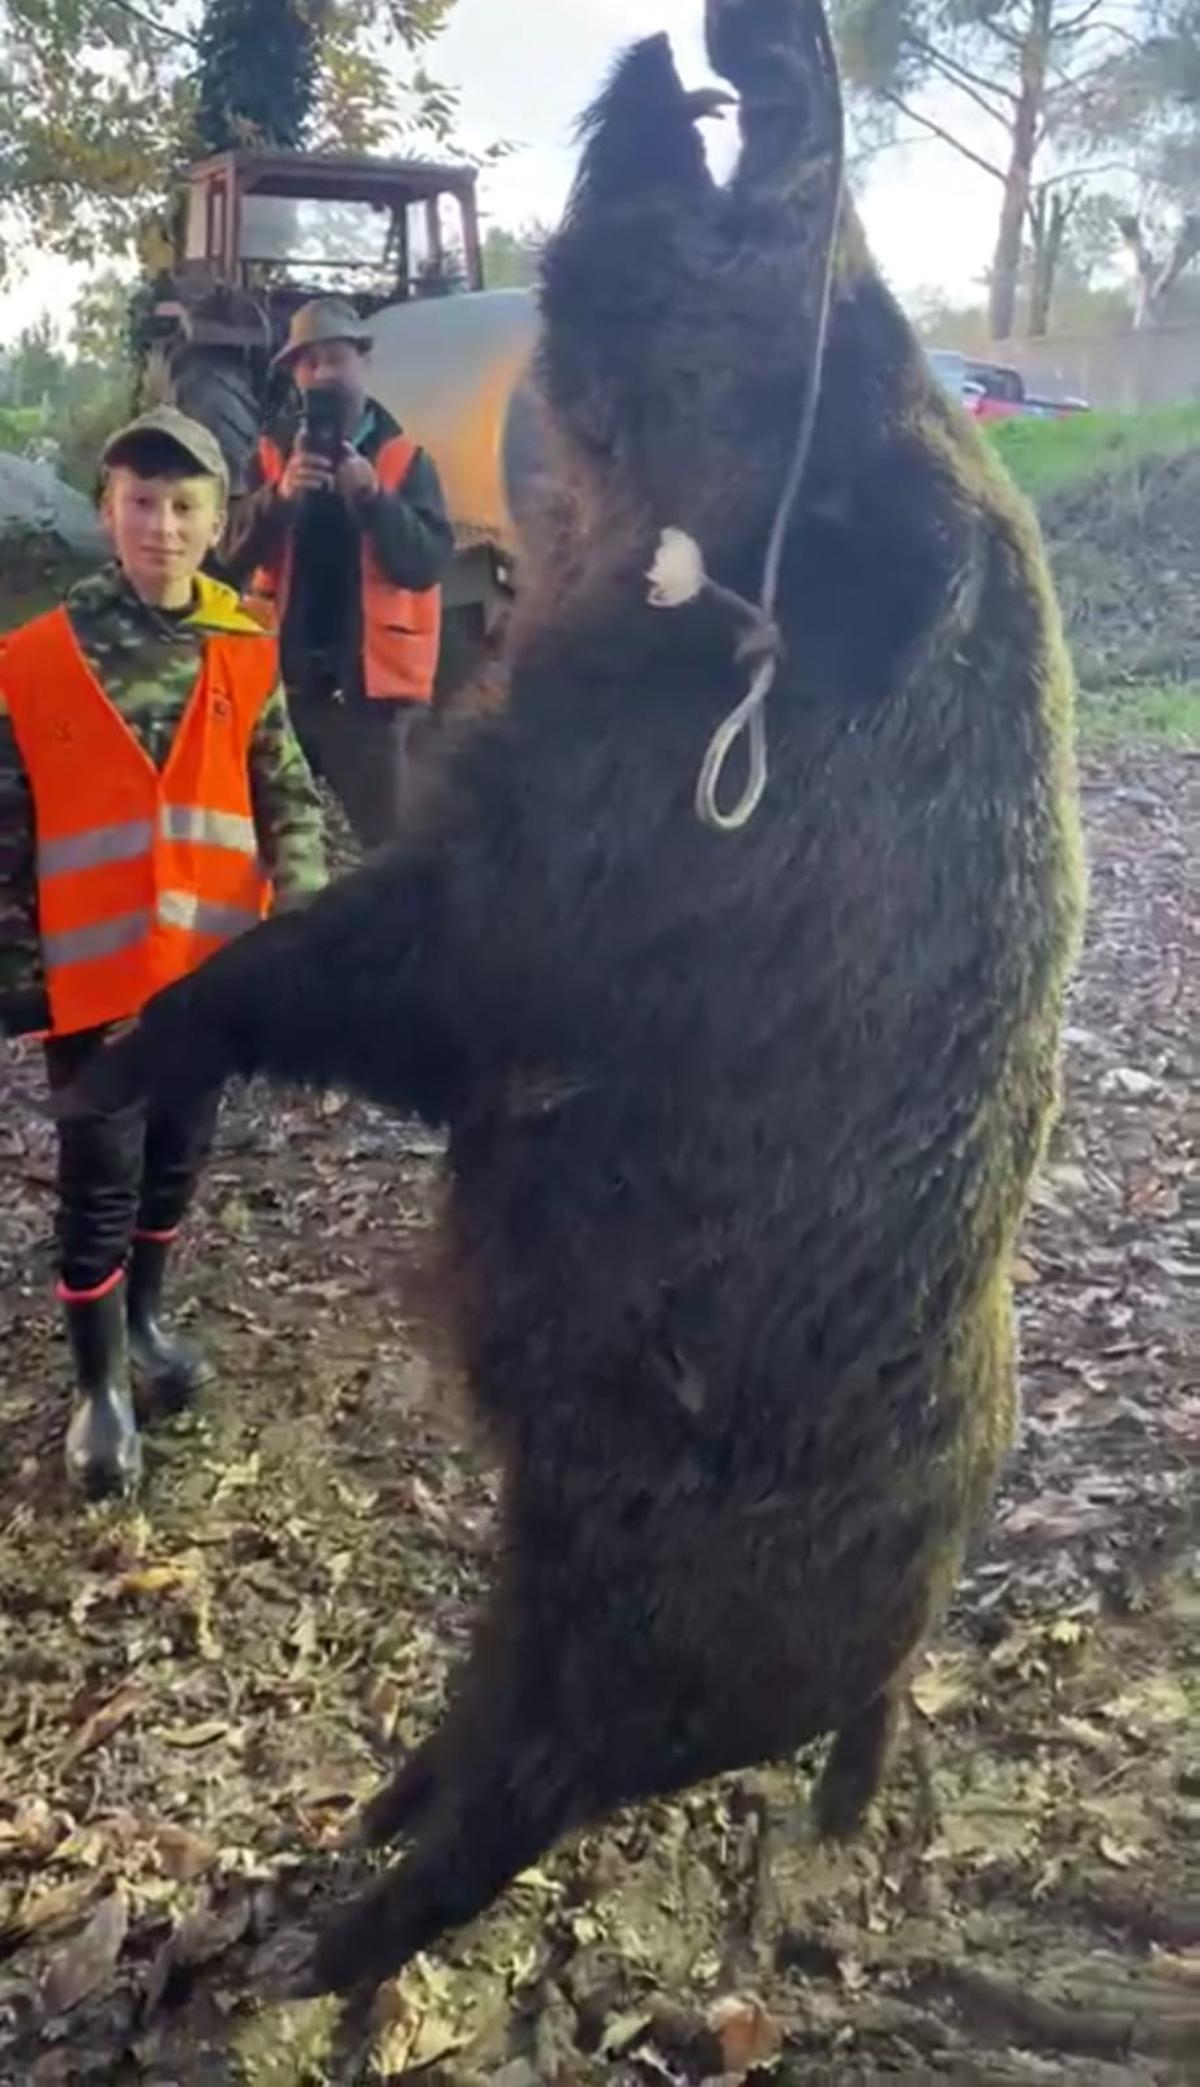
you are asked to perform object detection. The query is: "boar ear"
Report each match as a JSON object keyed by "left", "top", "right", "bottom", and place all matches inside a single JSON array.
[{"left": 567, "top": 35, "right": 717, "bottom": 215}]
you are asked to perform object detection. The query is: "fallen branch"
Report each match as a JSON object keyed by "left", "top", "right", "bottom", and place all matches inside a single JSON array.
[
  {"left": 1056, "top": 1882, "right": 1200, "bottom": 1951},
  {"left": 934, "top": 1959, "right": 1200, "bottom": 2061}
]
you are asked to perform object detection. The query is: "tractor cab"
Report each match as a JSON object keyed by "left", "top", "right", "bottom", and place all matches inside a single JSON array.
[
  {"left": 179, "top": 149, "right": 484, "bottom": 311},
  {"left": 138, "top": 151, "right": 487, "bottom": 492}
]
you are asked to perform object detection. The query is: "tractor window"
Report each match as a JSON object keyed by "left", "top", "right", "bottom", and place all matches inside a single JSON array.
[
  {"left": 184, "top": 184, "right": 209, "bottom": 263},
  {"left": 238, "top": 194, "right": 406, "bottom": 295},
  {"left": 185, "top": 177, "right": 228, "bottom": 265},
  {"left": 406, "top": 196, "right": 470, "bottom": 298}
]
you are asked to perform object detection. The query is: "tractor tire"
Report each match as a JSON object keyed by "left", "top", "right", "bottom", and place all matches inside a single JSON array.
[{"left": 142, "top": 345, "right": 262, "bottom": 497}]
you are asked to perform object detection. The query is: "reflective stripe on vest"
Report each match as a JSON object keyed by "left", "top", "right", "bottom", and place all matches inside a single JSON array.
[
  {"left": 42, "top": 909, "right": 153, "bottom": 968},
  {"left": 157, "top": 891, "right": 261, "bottom": 936},
  {"left": 250, "top": 430, "right": 443, "bottom": 703},
  {"left": 37, "top": 807, "right": 259, "bottom": 878},
  {"left": 159, "top": 806, "right": 260, "bottom": 854},
  {"left": 38, "top": 818, "right": 156, "bottom": 879},
  {"left": 0, "top": 607, "right": 277, "bottom": 1037}
]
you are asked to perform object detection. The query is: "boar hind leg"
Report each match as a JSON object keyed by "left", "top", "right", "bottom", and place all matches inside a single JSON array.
[
  {"left": 313, "top": 1733, "right": 578, "bottom": 1995},
  {"left": 707, "top": 0, "right": 842, "bottom": 204},
  {"left": 314, "top": 1557, "right": 602, "bottom": 1993},
  {"left": 811, "top": 1682, "right": 903, "bottom": 1841},
  {"left": 311, "top": 1612, "right": 587, "bottom": 1994},
  {"left": 349, "top": 1732, "right": 443, "bottom": 1850}
]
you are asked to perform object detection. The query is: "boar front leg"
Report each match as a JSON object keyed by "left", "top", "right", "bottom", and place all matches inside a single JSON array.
[{"left": 68, "top": 841, "right": 468, "bottom": 1128}]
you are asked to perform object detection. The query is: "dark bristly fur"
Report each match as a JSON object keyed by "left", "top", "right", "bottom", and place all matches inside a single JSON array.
[{"left": 76, "top": 0, "right": 1084, "bottom": 1998}]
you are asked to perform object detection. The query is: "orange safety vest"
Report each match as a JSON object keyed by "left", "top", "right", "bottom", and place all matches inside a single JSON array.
[
  {"left": 1, "top": 607, "right": 275, "bottom": 1038},
  {"left": 250, "top": 432, "right": 442, "bottom": 703}
]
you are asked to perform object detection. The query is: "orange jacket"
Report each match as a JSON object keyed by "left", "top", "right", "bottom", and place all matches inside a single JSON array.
[
  {"left": 1, "top": 605, "right": 275, "bottom": 1038},
  {"left": 249, "top": 433, "right": 442, "bottom": 703}
]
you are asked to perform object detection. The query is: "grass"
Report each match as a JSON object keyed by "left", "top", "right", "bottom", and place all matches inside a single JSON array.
[
  {"left": 990, "top": 401, "right": 1200, "bottom": 500},
  {"left": 1077, "top": 679, "right": 1200, "bottom": 748},
  {"left": 3, "top": 412, "right": 1199, "bottom": 753}
]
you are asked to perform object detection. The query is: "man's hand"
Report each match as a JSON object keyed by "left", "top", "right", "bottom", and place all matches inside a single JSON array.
[
  {"left": 336, "top": 451, "right": 379, "bottom": 505},
  {"left": 281, "top": 447, "right": 335, "bottom": 502}
]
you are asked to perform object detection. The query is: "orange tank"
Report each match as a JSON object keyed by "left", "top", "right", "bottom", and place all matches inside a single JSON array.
[{"left": 365, "top": 288, "right": 543, "bottom": 555}]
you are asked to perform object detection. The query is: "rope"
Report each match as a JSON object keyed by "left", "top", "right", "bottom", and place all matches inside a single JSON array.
[{"left": 647, "top": 9, "right": 847, "bottom": 835}]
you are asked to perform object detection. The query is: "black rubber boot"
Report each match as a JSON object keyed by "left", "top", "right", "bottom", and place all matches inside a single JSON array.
[
  {"left": 62, "top": 1279, "right": 142, "bottom": 1502},
  {"left": 126, "top": 1234, "right": 214, "bottom": 1415}
]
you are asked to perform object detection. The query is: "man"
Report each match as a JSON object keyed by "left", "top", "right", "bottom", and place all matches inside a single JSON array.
[
  {"left": 0, "top": 406, "right": 325, "bottom": 1499},
  {"left": 230, "top": 298, "right": 455, "bottom": 850}
]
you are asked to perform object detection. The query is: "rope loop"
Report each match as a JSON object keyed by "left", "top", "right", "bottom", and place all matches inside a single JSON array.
[
  {"left": 694, "top": 652, "right": 776, "bottom": 832},
  {"left": 642, "top": 6, "right": 846, "bottom": 836}
]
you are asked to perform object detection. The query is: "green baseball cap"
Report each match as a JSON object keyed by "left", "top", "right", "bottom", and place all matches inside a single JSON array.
[{"left": 102, "top": 406, "right": 230, "bottom": 493}]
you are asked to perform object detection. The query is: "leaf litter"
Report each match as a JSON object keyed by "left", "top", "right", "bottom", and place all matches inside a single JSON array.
[{"left": 0, "top": 747, "right": 1196, "bottom": 2083}]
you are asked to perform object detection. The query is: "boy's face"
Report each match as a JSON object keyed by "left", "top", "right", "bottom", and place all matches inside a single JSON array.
[{"left": 103, "top": 465, "right": 226, "bottom": 609}]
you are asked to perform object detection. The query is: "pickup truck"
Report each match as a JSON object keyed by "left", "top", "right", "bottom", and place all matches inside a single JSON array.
[{"left": 926, "top": 348, "right": 1088, "bottom": 422}]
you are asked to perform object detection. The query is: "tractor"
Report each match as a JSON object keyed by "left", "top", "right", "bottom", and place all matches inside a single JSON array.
[{"left": 136, "top": 148, "right": 544, "bottom": 685}]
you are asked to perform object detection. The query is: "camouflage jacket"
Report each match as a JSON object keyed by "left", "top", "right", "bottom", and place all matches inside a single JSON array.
[{"left": 0, "top": 565, "right": 327, "bottom": 1037}]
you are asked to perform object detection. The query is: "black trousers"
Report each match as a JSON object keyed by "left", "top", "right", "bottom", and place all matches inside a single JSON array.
[
  {"left": 287, "top": 673, "right": 430, "bottom": 853},
  {"left": 43, "top": 1027, "right": 221, "bottom": 1296}
]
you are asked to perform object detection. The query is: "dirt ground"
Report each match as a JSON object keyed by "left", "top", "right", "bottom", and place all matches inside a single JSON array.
[{"left": 0, "top": 740, "right": 1196, "bottom": 2086}]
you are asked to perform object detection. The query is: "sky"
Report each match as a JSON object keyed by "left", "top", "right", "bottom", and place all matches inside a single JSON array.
[
  {"left": 436, "top": 0, "right": 995, "bottom": 305},
  {"left": 0, "top": 0, "right": 999, "bottom": 345}
]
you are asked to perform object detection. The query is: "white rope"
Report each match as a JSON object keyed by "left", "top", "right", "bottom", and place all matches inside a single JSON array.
[
  {"left": 693, "top": 651, "right": 774, "bottom": 831},
  {"left": 645, "top": 9, "right": 846, "bottom": 836},
  {"left": 646, "top": 531, "right": 782, "bottom": 829}
]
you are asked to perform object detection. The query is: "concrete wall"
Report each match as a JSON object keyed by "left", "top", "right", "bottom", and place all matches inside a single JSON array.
[{"left": 983, "top": 326, "right": 1200, "bottom": 411}]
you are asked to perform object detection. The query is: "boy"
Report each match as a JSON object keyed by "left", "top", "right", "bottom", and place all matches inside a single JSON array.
[{"left": 0, "top": 407, "right": 326, "bottom": 1503}]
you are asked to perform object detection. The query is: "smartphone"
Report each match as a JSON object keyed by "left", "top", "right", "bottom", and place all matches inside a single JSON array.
[{"left": 299, "top": 385, "right": 345, "bottom": 466}]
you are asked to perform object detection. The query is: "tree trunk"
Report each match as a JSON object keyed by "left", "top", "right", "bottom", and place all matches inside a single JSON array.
[
  {"left": 1027, "top": 186, "right": 1076, "bottom": 339},
  {"left": 1118, "top": 211, "right": 1200, "bottom": 329},
  {"left": 988, "top": 0, "right": 1052, "bottom": 342}
]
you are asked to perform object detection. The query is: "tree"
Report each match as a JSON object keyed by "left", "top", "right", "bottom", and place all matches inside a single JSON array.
[
  {"left": 71, "top": 269, "right": 137, "bottom": 372},
  {"left": 6, "top": 315, "right": 66, "bottom": 408},
  {"left": 0, "top": 1, "right": 185, "bottom": 281},
  {"left": 482, "top": 221, "right": 552, "bottom": 290},
  {"left": 1092, "top": 3, "right": 1200, "bottom": 324},
  {"left": 1118, "top": 205, "right": 1200, "bottom": 324},
  {"left": 193, "top": 0, "right": 331, "bottom": 154},
  {"left": 833, "top": 0, "right": 1198, "bottom": 341},
  {"left": 1025, "top": 183, "right": 1125, "bottom": 336},
  {"left": 0, "top": 0, "right": 472, "bottom": 282}
]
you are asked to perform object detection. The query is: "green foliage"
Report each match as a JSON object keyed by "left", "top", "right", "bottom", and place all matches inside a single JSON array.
[
  {"left": 310, "top": 2, "right": 510, "bottom": 161},
  {"left": 832, "top": 1, "right": 1200, "bottom": 337},
  {"left": 193, "top": 0, "right": 327, "bottom": 154},
  {"left": 0, "top": 302, "right": 131, "bottom": 486},
  {"left": 0, "top": 404, "right": 44, "bottom": 453},
  {"left": 55, "top": 375, "right": 134, "bottom": 493},
  {"left": 71, "top": 270, "right": 137, "bottom": 374},
  {"left": 989, "top": 402, "right": 1200, "bottom": 498},
  {"left": 0, "top": 0, "right": 483, "bottom": 281},
  {"left": 913, "top": 280, "right": 1136, "bottom": 349},
  {"left": 482, "top": 222, "right": 550, "bottom": 290},
  {"left": 836, "top": 0, "right": 923, "bottom": 97},
  {"left": 0, "top": 0, "right": 184, "bottom": 280},
  {"left": 3, "top": 315, "right": 63, "bottom": 407}
]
